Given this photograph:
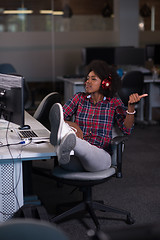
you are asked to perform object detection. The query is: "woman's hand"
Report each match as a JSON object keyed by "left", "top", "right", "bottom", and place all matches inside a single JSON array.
[
  {"left": 128, "top": 93, "right": 148, "bottom": 105},
  {"left": 124, "top": 93, "right": 148, "bottom": 129},
  {"left": 128, "top": 93, "right": 148, "bottom": 113},
  {"left": 65, "top": 121, "right": 83, "bottom": 139}
]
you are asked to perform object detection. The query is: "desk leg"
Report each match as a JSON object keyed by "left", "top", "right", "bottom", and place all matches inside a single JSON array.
[
  {"left": 23, "top": 161, "right": 41, "bottom": 205},
  {"left": 145, "top": 82, "right": 158, "bottom": 124},
  {"left": 138, "top": 98, "right": 144, "bottom": 122},
  {"left": 0, "top": 161, "right": 23, "bottom": 222},
  {"left": 146, "top": 82, "right": 152, "bottom": 122}
]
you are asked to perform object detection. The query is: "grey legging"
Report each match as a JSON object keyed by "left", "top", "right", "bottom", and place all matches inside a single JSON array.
[{"left": 61, "top": 137, "right": 111, "bottom": 172}]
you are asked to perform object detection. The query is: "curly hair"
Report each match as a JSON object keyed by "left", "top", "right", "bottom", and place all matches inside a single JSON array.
[{"left": 84, "top": 60, "right": 121, "bottom": 97}]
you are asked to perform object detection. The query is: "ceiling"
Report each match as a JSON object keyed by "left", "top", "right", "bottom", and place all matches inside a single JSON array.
[
  {"left": 0, "top": 0, "right": 113, "bottom": 15},
  {"left": 0, "top": 0, "right": 158, "bottom": 16}
]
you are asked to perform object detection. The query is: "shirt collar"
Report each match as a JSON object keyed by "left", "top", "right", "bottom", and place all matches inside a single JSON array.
[{"left": 87, "top": 95, "right": 106, "bottom": 101}]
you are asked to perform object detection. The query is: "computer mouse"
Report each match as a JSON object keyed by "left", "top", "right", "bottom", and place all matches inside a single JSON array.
[{"left": 19, "top": 125, "right": 31, "bottom": 130}]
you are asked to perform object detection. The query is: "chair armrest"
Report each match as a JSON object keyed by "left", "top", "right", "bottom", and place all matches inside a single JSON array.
[
  {"left": 111, "top": 135, "right": 128, "bottom": 145},
  {"left": 111, "top": 135, "right": 128, "bottom": 178}
]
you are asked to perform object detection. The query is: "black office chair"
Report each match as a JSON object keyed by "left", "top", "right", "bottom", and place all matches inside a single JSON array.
[
  {"left": 32, "top": 92, "right": 61, "bottom": 172},
  {"left": 33, "top": 92, "right": 61, "bottom": 131},
  {"left": 49, "top": 126, "right": 134, "bottom": 229},
  {"left": 118, "top": 70, "right": 144, "bottom": 106},
  {"left": 118, "top": 71, "right": 145, "bottom": 123},
  {"left": 0, "top": 63, "right": 17, "bottom": 74},
  {"left": 0, "top": 218, "right": 69, "bottom": 240}
]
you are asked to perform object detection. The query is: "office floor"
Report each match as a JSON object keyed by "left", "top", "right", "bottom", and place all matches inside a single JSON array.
[{"left": 32, "top": 121, "right": 160, "bottom": 240}]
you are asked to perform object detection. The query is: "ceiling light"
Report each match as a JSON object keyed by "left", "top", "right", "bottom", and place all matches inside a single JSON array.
[
  {"left": 3, "top": 10, "right": 33, "bottom": 14},
  {"left": 40, "top": 10, "right": 63, "bottom": 15}
]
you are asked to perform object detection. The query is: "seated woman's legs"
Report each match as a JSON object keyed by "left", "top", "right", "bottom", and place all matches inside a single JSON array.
[{"left": 61, "top": 137, "right": 111, "bottom": 172}]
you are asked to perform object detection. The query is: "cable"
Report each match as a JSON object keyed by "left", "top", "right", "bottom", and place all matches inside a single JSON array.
[
  {"left": 0, "top": 140, "right": 26, "bottom": 147},
  {"left": 0, "top": 121, "right": 32, "bottom": 217}
]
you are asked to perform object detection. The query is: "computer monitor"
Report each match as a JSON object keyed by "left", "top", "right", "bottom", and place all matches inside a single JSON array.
[
  {"left": 0, "top": 73, "right": 25, "bottom": 128},
  {"left": 115, "top": 47, "right": 145, "bottom": 66},
  {"left": 82, "top": 46, "right": 145, "bottom": 66},
  {"left": 145, "top": 44, "right": 160, "bottom": 64},
  {"left": 82, "top": 47, "right": 116, "bottom": 65}
]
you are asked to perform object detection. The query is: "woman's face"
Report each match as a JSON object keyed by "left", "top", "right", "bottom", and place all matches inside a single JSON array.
[{"left": 85, "top": 71, "right": 101, "bottom": 94}]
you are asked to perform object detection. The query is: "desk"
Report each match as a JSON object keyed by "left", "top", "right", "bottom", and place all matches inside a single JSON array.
[
  {"left": 57, "top": 76, "right": 85, "bottom": 102},
  {"left": 143, "top": 77, "right": 160, "bottom": 122},
  {"left": 0, "top": 112, "right": 55, "bottom": 222},
  {"left": 58, "top": 76, "right": 160, "bottom": 123}
]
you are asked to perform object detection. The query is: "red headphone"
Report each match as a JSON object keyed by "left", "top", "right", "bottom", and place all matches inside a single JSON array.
[{"left": 101, "top": 74, "right": 112, "bottom": 90}]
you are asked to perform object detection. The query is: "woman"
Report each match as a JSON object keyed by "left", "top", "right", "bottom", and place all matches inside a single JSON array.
[{"left": 49, "top": 60, "right": 147, "bottom": 172}]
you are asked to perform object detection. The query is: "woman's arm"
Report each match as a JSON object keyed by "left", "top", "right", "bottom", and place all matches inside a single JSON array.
[
  {"left": 124, "top": 93, "right": 148, "bottom": 129},
  {"left": 65, "top": 121, "right": 84, "bottom": 139}
]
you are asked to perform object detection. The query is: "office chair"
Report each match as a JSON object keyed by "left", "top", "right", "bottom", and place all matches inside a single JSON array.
[
  {"left": 0, "top": 63, "right": 17, "bottom": 74},
  {"left": 33, "top": 92, "right": 61, "bottom": 131},
  {"left": 32, "top": 92, "right": 61, "bottom": 172},
  {"left": 50, "top": 128, "right": 134, "bottom": 230},
  {"left": 0, "top": 218, "right": 69, "bottom": 240},
  {"left": 118, "top": 70, "right": 144, "bottom": 123}
]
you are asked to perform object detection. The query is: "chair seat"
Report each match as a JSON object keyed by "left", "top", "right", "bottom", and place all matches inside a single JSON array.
[
  {"left": 51, "top": 166, "right": 134, "bottom": 228},
  {"left": 52, "top": 166, "right": 116, "bottom": 181}
]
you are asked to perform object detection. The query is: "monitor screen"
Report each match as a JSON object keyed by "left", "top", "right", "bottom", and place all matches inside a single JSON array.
[
  {"left": 115, "top": 47, "right": 145, "bottom": 66},
  {"left": 145, "top": 44, "right": 160, "bottom": 64},
  {"left": 82, "top": 46, "right": 145, "bottom": 66},
  {"left": 82, "top": 47, "right": 116, "bottom": 65},
  {"left": 0, "top": 73, "right": 25, "bottom": 128}
]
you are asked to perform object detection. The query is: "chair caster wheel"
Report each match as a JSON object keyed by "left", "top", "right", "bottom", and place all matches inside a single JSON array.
[{"left": 126, "top": 215, "right": 135, "bottom": 225}]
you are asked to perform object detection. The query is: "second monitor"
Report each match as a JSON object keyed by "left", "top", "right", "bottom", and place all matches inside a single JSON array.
[
  {"left": 82, "top": 46, "right": 145, "bottom": 66},
  {"left": 0, "top": 73, "right": 25, "bottom": 128}
]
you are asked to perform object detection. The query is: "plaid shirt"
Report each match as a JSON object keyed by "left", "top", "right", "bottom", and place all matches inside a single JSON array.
[{"left": 63, "top": 92, "right": 133, "bottom": 153}]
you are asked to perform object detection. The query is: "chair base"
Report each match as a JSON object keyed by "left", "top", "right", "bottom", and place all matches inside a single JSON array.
[{"left": 50, "top": 199, "right": 135, "bottom": 229}]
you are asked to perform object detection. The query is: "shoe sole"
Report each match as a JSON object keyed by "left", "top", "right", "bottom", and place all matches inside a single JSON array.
[
  {"left": 49, "top": 103, "right": 63, "bottom": 146},
  {"left": 57, "top": 132, "right": 76, "bottom": 165}
]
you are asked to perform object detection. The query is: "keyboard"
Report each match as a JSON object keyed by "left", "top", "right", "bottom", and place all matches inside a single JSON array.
[
  {"left": 16, "top": 128, "right": 50, "bottom": 140},
  {"left": 18, "top": 130, "right": 38, "bottom": 139}
]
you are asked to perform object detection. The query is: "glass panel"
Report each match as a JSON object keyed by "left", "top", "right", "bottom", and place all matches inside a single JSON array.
[
  {"left": 139, "top": 1, "right": 160, "bottom": 31},
  {"left": 0, "top": 0, "right": 53, "bottom": 32},
  {"left": 53, "top": 15, "right": 113, "bottom": 32},
  {"left": 0, "top": 0, "right": 115, "bottom": 32},
  {"left": 0, "top": 0, "right": 160, "bottom": 32}
]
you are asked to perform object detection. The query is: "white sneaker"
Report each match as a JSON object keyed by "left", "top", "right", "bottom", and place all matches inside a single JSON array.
[
  {"left": 49, "top": 103, "right": 76, "bottom": 165},
  {"left": 57, "top": 132, "right": 76, "bottom": 165},
  {"left": 49, "top": 103, "right": 64, "bottom": 146}
]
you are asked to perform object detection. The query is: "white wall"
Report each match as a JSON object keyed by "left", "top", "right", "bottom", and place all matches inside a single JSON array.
[
  {"left": 0, "top": 31, "right": 119, "bottom": 82},
  {"left": 0, "top": 32, "right": 52, "bottom": 82},
  {"left": 54, "top": 31, "right": 119, "bottom": 76},
  {"left": 0, "top": 31, "right": 160, "bottom": 82}
]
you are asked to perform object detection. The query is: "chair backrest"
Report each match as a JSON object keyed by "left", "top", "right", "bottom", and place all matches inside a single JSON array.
[
  {"left": 118, "top": 70, "right": 144, "bottom": 106},
  {"left": 0, "top": 219, "right": 69, "bottom": 240},
  {"left": 33, "top": 92, "right": 61, "bottom": 130},
  {"left": 0, "top": 63, "right": 17, "bottom": 74}
]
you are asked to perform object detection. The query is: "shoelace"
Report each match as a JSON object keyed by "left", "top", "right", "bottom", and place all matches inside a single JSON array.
[
  {"left": 70, "top": 126, "right": 77, "bottom": 133},
  {"left": 65, "top": 123, "right": 77, "bottom": 133}
]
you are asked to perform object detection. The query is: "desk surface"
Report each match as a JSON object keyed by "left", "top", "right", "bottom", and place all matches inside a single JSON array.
[
  {"left": 0, "top": 112, "right": 56, "bottom": 222},
  {"left": 58, "top": 75, "right": 160, "bottom": 84},
  {"left": 144, "top": 76, "right": 160, "bottom": 83},
  {"left": 0, "top": 112, "right": 55, "bottom": 162},
  {"left": 57, "top": 76, "right": 84, "bottom": 85}
]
